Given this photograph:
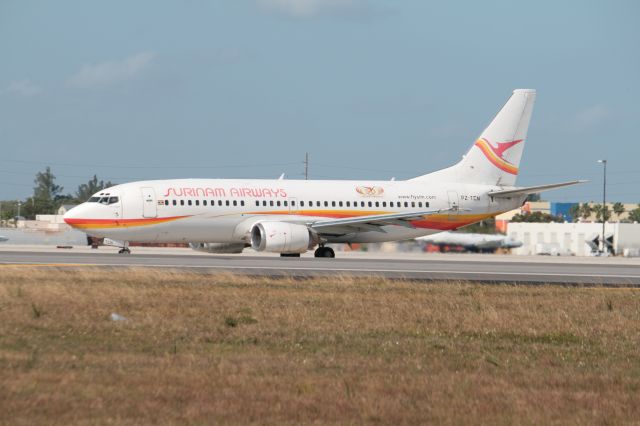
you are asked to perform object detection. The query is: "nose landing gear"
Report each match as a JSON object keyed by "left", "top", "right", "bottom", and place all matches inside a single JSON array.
[
  {"left": 104, "top": 238, "right": 131, "bottom": 254},
  {"left": 314, "top": 246, "right": 335, "bottom": 258}
]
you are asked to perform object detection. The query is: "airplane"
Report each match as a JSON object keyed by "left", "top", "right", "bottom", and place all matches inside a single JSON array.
[
  {"left": 64, "top": 89, "right": 584, "bottom": 258},
  {"left": 0, "top": 236, "right": 8, "bottom": 242},
  {"left": 416, "top": 231, "right": 522, "bottom": 253}
]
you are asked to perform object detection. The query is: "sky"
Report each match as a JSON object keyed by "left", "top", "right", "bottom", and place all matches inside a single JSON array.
[{"left": 1, "top": 0, "right": 639, "bottom": 203}]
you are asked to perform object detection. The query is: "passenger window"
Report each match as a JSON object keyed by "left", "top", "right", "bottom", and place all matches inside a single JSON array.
[
  {"left": 284, "top": 201, "right": 288, "bottom": 207},
  {"left": 241, "top": 200, "right": 245, "bottom": 206},
  {"left": 233, "top": 200, "right": 237, "bottom": 206},
  {"left": 291, "top": 201, "right": 295, "bottom": 206},
  {"left": 404, "top": 202, "right": 408, "bottom": 207},
  {"left": 188, "top": 200, "right": 192, "bottom": 206},
  {"left": 332, "top": 201, "right": 336, "bottom": 207},
  {"left": 411, "top": 202, "right": 415, "bottom": 208},
  {"left": 368, "top": 201, "right": 372, "bottom": 207},
  {"left": 195, "top": 200, "right": 200, "bottom": 206},
  {"left": 256, "top": 200, "right": 260, "bottom": 207},
  {"left": 270, "top": 201, "right": 274, "bottom": 207},
  {"left": 418, "top": 202, "right": 422, "bottom": 208},
  {"left": 339, "top": 201, "right": 343, "bottom": 207},
  {"left": 346, "top": 201, "right": 350, "bottom": 207},
  {"left": 375, "top": 201, "right": 379, "bottom": 207},
  {"left": 301, "top": 201, "right": 305, "bottom": 207},
  {"left": 324, "top": 201, "right": 328, "bottom": 207},
  {"left": 317, "top": 201, "right": 321, "bottom": 207},
  {"left": 426, "top": 202, "right": 429, "bottom": 207},
  {"left": 263, "top": 200, "right": 267, "bottom": 206},
  {"left": 218, "top": 200, "right": 222, "bottom": 206},
  {"left": 226, "top": 200, "right": 230, "bottom": 206},
  {"left": 390, "top": 202, "right": 394, "bottom": 207},
  {"left": 203, "top": 200, "right": 207, "bottom": 206},
  {"left": 180, "top": 200, "right": 185, "bottom": 206},
  {"left": 173, "top": 200, "right": 177, "bottom": 206},
  {"left": 382, "top": 202, "right": 386, "bottom": 207}
]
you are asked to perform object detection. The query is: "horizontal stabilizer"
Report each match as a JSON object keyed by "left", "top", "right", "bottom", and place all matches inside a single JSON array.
[{"left": 488, "top": 180, "right": 587, "bottom": 198}]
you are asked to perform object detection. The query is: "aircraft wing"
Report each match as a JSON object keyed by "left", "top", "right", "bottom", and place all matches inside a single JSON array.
[
  {"left": 310, "top": 208, "right": 453, "bottom": 235},
  {"left": 488, "top": 180, "right": 587, "bottom": 198}
]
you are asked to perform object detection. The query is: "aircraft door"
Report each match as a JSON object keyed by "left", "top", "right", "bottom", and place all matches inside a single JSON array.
[
  {"left": 447, "top": 191, "right": 459, "bottom": 220},
  {"left": 141, "top": 187, "right": 157, "bottom": 218}
]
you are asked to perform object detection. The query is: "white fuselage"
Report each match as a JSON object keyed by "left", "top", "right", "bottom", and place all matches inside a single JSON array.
[{"left": 63, "top": 178, "right": 524, "bottom": 246}]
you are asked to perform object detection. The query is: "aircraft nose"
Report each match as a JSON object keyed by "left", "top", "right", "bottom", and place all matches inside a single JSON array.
[
  {"left": 63, "top": 205, "right": 80, "bottom": 223},
  {"left": 63, "top": 204, "right": 91, "bottom": 228}
]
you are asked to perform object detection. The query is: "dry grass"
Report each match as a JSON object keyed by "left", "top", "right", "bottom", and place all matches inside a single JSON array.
[{"left": 1, "top": 268, "right": 639, "bottom": 425}]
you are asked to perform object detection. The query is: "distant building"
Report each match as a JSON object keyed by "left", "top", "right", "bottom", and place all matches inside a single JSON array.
[
  {"left": 507, "top": 222, "right": 640, "bottom": 256},
  {"left": 550, "top": 202, "right": 579, "bottom": 222}
]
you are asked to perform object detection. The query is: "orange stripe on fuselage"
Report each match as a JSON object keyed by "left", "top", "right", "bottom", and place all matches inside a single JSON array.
[
  {"left": 474, "top": 139, "right": 519, "bottom": 175},
  {"left": 64, "top": 215, "right": 190, "bottom": 230},
  {"left": 248, "top": 210, "right": 498, "bottom": 231}
]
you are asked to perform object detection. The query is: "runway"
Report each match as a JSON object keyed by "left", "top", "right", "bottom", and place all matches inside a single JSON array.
[{"left": 1, "top": 247, "right": 640, "bottom": 285}]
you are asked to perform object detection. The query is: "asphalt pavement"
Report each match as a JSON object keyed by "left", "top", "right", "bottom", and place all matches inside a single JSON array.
[{"left": 1, "top": 246, "right": 639, "bottom": 285}]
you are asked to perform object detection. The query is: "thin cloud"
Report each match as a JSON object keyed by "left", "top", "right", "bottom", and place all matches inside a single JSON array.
[
  {"left": 67, "top": 52, "right": 156, "bottom": 88},
  {"left": 571, "top": 104, "right": 612, "bottom": 132},
  {"left": 257, "top": 0, "right": 370, "bottom": 19},
  {"left": 4, "top": 79, "right": 41, "bottom": 97}
]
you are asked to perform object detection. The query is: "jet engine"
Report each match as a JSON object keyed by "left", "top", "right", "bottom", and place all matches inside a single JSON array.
[
  {"left": 250, "top": 222, "right": 315, "bottom": 254},
  {"left": 189, "top": 242, "right": 247, "bottom": 254}
]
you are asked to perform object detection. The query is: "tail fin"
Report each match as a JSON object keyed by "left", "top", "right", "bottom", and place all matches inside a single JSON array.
[{"left": 412, "top": 89, "right": 536, "bottom": 186}]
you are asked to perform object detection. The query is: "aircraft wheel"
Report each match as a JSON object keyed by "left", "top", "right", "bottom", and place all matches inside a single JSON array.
[
  {"left": 314, "top": 247, "right": 335, "bottom": 258},
  {"left": 118, "top": 248, "right": 131, "bottom": 254}
]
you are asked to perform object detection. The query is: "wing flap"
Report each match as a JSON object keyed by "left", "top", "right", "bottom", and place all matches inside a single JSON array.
[{"left": 310, "top": 208, "right": 453, "bottom": 235}]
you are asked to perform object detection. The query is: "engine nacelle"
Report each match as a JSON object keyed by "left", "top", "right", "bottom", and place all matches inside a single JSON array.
[
  {"left": 189, "top": 242, "right": 246, "bottom": 254},
  {"left": 250, "top": 222, "right": 315, "bottom": 254}
]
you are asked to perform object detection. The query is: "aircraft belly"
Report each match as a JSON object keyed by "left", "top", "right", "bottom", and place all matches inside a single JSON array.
[{"left": 87, "top": 215, "right": 245, "bottom": 244}]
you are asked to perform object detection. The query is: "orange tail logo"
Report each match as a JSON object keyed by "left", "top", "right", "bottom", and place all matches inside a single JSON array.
[{"left": 474, "top": 138, "right": 523, "bottom": 175}]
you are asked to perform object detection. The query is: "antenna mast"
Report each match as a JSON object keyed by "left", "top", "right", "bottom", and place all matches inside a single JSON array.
[{"left": 304, "top": 152, "right": 309, "bottom": 180}]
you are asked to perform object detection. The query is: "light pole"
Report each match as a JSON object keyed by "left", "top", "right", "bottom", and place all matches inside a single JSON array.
[{"left": 597, "top": 159, "right": 607, "bottom": 254}]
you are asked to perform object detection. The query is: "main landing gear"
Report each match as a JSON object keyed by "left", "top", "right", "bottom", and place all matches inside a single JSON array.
[
  {"left": 314, "top": 246, "right": 335, "bottom": 258},
  {"left": 118, "top": 247, "right": 131, "bottom": 254}
]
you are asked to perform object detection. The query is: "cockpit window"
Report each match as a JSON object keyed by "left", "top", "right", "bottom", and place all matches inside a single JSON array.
[
  {"left": 96, "top": 196, "right": 119, "bottom": 205},
  {"left": 88, "top": 197, "right": 100, "bottom": 202}
]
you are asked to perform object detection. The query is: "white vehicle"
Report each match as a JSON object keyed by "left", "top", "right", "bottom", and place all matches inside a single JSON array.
[
  {"left": 64, "top": 89, "right": 583, "bottom": 257},
  {"left": 416, "top": 231, "right": 522, "bottom": 253}
]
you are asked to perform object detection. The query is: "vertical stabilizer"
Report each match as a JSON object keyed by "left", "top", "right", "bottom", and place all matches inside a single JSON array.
[{"left": 412, "top": 89, "right": 536, "bottom": 186}]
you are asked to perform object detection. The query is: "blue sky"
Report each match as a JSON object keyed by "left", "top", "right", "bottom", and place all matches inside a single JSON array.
[{"left": 1, "top": 0, "right": 639, "bottom": 202}]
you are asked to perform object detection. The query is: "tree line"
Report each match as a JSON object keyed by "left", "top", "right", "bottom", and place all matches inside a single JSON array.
[
  {"left": 512, "top": 202, "right": 640, "bottom": 223},
  {"left": 0, "top": 167, "right": 113, "bottom": 221}
]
